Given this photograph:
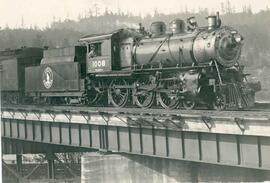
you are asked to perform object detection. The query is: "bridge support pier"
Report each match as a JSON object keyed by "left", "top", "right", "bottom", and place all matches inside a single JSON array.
[{"left": 46, "top": 153, "right": 55, "bottom": 179}]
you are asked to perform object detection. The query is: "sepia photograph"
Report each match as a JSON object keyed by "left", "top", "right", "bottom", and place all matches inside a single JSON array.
[{"left": 0, "top": 0, "right": 270, "bottom": 182}]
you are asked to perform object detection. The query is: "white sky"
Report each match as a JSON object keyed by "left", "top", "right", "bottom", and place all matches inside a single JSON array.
[{"left": 0, "top": 0, "right": 269, "bottom": 28}]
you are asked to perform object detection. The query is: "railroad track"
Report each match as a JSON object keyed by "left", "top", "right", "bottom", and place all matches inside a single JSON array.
[
  {"left": 2, "top": 103, "right": 270, "bottom": 138},
  {"left": 2, "top": 103, "right": 270, "bottom": 119}
]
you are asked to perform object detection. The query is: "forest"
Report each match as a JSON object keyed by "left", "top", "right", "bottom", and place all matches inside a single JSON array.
[{"left": 0, "top": 3, "right": 269, "bottom": 68}]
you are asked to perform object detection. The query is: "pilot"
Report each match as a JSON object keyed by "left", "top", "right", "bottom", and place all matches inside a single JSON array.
[
  {"left": 187, "top": 17, "right": 198, "bottom": 32},
  {"left": 88, "top": 44, "right": 96, "bottom": 58}
]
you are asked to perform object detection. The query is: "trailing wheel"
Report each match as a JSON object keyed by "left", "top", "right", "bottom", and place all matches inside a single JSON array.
[
  {"left": 84, "top": 80, "right": 104, "bottom": 105},
  {"left": 133, "top": 78, "right": 155, "bottom": 108},
  {"left": 108, "top": 79, "right": 129, "bottom": 107}
]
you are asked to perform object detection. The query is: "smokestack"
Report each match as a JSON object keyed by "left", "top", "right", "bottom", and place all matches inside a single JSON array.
[
  {"left": 207, "top": 15, "right": 217, "bottom": 30},
  {"left": 207, "top": 12, "right": 222, "bottom": 30}
]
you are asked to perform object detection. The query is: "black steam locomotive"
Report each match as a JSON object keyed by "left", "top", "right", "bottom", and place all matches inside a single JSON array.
[{"left": 0, "top": 13, "right": 261, "bottom": 110}]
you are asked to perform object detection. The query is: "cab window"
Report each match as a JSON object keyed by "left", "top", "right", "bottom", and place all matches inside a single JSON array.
[{"left": 88, "top": 43, "right": 101, "bottom": 59}]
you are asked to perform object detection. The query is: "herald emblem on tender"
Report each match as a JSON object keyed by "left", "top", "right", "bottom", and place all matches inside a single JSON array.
[{"left": 42, "top": 67, "right": 53, "bottom": 89}]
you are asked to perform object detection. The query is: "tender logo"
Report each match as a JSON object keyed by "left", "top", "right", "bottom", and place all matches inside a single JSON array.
[{"left": 42, "top": 67, "right": 53, "bottom": 89}]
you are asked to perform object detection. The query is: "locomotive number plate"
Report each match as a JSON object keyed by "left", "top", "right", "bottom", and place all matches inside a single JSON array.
[
  {"left": 88, "top": 57, "right": 111, "bottom": 73},
  {"left": 92, "top": 60, "right": 106, "bottom": 68}
]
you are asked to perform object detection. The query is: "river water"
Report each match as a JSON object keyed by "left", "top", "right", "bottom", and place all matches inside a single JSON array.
[{"left": 81, "top": 152, "right": 270, "bottom": 183}]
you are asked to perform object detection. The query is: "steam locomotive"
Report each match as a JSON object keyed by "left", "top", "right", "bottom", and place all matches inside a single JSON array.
[{"left": 0, "top": 13, "right": 261, "bottom": 110}]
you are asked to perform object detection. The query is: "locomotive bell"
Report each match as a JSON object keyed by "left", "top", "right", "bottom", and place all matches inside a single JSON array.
[
  {"left": 150, "top": 21, "right": 166, "bottom": 37},
  {"left": 169, "top": 19, "right": 185, "bottom": 34}
]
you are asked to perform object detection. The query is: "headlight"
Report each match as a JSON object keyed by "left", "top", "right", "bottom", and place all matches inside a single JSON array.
[{"left": 234, "top": 34, "right": 243, "bottom": 43}]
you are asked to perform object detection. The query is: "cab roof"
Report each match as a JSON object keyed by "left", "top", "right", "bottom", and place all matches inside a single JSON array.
[{"left": 78, "top": 28, "right": 142, "bottom": 43}]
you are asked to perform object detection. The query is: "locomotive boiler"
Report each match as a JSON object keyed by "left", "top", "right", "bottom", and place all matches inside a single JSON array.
[
  {"left": 134, "top": 16, "right": 242, "bottom": 68},
  {"left": 21, "top": 12, "right": 260, "bottom": 110}
]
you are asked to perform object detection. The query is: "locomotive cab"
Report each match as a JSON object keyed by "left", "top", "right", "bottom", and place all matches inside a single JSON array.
[
  {"left": 79, "top": 29, "right": 142, "bottom": 74},
  {"left": 81, "top": 35, "right": 113, "bottom": 73}
]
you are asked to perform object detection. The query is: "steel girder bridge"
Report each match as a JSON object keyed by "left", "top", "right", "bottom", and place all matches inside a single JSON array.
[{"left": 1, "top": 105, "right": 270, "bottom": 181}]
